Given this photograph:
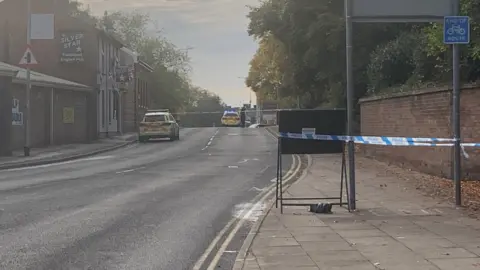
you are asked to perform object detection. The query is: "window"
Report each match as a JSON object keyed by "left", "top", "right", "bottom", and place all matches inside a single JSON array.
[
  {"left": 224, "top": 113, "right": 238, "bottom": 117},
  {"left": 144, "top": 115, "right": 166, "bottom": 122},
  {"left": 145, "top": 81, "right": 148, "bottom": 108},
  {"left": 101, "top": 91, "right": 105, "bottom": 127},
  {"left": 113, "top": 93, "right": 118, "bottom": 120}
]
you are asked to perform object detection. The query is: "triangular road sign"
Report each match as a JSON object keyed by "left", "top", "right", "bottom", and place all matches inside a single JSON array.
[{"left": 19, "top": 46, "right": 38, "bottom": 66}]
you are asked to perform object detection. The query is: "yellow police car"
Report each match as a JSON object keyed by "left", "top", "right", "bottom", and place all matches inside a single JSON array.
[
  {"left": 221, "top": 110, "right": 241, "bottom": 127},
  {"left": 139, "top": 109, "right": 180, "bottom": 142}
]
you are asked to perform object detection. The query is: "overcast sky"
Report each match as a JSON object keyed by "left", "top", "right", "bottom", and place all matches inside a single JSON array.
[{"left": 80, "top": 0, "right": 258, "bottom": 106}]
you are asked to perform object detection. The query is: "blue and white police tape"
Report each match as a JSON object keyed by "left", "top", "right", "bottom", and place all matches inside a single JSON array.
[{"left": 278, "top": 132, "right": 479, "bottom": 147}]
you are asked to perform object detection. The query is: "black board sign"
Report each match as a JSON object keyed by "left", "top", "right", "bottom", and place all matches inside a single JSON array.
[{"left": 278, "top": 109, "right": 346, "bottom": 155}]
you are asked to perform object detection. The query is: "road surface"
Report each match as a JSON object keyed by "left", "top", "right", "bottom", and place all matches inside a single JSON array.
[{"left": 0, "top": 127, "right": 292, "bottom": 270}]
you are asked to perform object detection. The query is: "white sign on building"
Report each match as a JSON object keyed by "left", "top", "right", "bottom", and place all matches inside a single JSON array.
[
  {"left": 12, "top": 98, "right": 23, "bottom": 126},
  {"left": 31, "top": 14, "right": 55, "bottom": 40}
]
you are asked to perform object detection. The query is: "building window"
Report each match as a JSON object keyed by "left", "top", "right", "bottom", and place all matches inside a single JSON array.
[
  {"left": 142, "top": 81, "right": 146, "bottom": 108},
  {"left": 114, "top": 93, "right": 118, "bottom": 120},
  {"left": 140, "top": 80, "right": 145, "bottom": 108},
  {"left": 139, "top": 80, "right": 142, "bottom": 108},
  {"left": 144, "top": 81, "right": 148, "bottom": 108},
  {"left": 101, "top": 91, "right": 105, "bottom": 127}
]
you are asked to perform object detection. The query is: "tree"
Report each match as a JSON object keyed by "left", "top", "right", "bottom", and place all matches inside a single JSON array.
[
  {"left": 67, "top": 1, "right": 98, "bottom": 24},
  {"left": 95, "top": 11, "right": 222, "bottom": 111},
  {"left": 246, "top": 34, "right": 285, "bottom": 100},
  {"left": 101, "top": 11, "right": 191, "bottom": 74},
  {"left": 246, "top": 0, "right": 478, "bottom": 111},
  {"left": 187, "top": 88, "right": 226, "bottom": 112},
  {"left": 367, "top": 31, "right": 439, "bottom": 95},
  {"left": 246, "top": 0, "right": 405, "bottom": 108},
  {"left": 59, "top": 2, "right": 225, "bottom": 114}
]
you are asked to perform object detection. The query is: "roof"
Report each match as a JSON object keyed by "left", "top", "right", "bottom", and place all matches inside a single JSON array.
[
  {"left": 139, "top": 60, "right": 154, "bottom": 72},
  {"left": 96, "top": 28, "right": 124, "bottom": 48},
  {"left": 0, "top": 62, "right": 92, "bottom": 91},
  {"left": 147, "top": 109, "right": 169, "bottom": 113},
  {"left": 145, "top": 112, "right": 169, "bottom": 116},
  {"left": 120, "top": 47, "right": 154, "bottom": 72},
  {"left": 121, "top": 47, "right": 138, "bottom": 62}
]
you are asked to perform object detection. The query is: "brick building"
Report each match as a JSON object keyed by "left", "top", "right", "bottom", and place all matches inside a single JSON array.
[
  {"left": 118, "top": 47, "right": 153, "bottom": 133},
  {"left": 359, "top": 85, "right": 480, "bottom": 179},
  {"left": 0, "top": 62, "right": 92, "bottom": 154},
  {"left": 0, "top": 0, "right": 152, "bottom": 139}
]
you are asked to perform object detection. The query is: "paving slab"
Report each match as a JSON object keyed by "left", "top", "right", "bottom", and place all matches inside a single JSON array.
[
  {"left": 255, "top": 254, "right": 317, "bottom": 267},
  {"left": 299, "top": 241, "right": 355, "bottom": 252},
  {"left": 235, "top": 154, "right": 480, "bottom": 270},
  {"left": 415, "top": 247, "right": 477, "bottom": 259},
  {"left": 430, "top": 258, "right": 480, "bottom": 270}
]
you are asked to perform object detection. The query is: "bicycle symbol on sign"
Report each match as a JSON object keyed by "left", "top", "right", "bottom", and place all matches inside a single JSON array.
[{"left": 447, "top": 24, "right": 466, "bottom": 35}]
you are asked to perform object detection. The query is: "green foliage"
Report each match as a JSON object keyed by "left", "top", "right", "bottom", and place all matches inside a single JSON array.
[
  {"left": 245, "top": 0, "right": 408, "bottom": 108},
  {"left": 245, "top": 0, "right": 480, "bottom": 108},
  {"left": 367, "top": 31, "right": 440, "bottom": 95},
  {"left": 68, "top": 3, "right": 224, "bottom": 113},
  {"left": 67, "top": 1, "right": 98, "bottom": 24},
  {"left": 105, "top": 11, "right": 227, "bottom": 112}
]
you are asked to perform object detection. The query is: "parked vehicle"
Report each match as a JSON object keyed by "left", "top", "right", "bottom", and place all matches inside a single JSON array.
[
  {"left": 221, "top": 110, "right": 241, "bottom": 127},
  {"left": 138, "top": 110, "right": 180, "bottom": 142}
]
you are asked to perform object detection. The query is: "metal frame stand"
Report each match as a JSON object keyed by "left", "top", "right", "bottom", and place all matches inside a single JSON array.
[{"left": 275, "top": 141, "right": 351, "bottom": 214}]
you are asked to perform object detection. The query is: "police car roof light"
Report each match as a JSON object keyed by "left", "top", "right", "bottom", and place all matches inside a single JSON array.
[{"left": 147, "top": 109, "right": 169, "bottom": 113}]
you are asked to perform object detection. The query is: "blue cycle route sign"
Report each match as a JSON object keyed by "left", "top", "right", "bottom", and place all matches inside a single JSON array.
[{"left": 444, "top": 16, "right": 470, "bottom": 44}]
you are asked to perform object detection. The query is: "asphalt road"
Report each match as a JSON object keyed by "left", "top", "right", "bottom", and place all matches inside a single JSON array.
[{"left": 0, "top": 127, "right": 292, "bottom": 270}]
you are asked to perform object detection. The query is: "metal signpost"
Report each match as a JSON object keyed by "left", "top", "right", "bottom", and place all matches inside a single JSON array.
[
  {"left": 345, "top": 0, "right": 456, "bottom": 210},
  {"left": 443, "top": 15, "right": 469, "bottom": 206},
  {"left": 20, "top": 0, "right": 51, "bottom": 156},
  {"left": 344, "top": 0, "right": 355, "bottom": 210},
  {"left": 24, "top": 0, "right": 32, "bottom": 156}
]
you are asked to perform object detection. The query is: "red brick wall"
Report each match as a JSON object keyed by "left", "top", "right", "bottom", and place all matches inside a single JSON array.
[
  {"left": 359, "top": 86, "right": 480, "bottom": 179},
  {"left": 0, "top": 0, "right": 102, "bottom": 141},
  {"left": 0, "top": 0, "right": 98, "bottom": 84}
]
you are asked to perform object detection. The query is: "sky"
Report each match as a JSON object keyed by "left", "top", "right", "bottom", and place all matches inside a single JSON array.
[{"left": 80, "top": 0, "right": 259, "bottom": 106}]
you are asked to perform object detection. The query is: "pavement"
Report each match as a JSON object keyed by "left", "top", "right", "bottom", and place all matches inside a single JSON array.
[
  {"left": 0, "top": 127, "right": 293, "bottom": 269},
  {"left": 235, "top": 153, "right": 480, "bottom": 270},
  {"left": 0, "top": 133, "right": 138, "bottom": 170}
]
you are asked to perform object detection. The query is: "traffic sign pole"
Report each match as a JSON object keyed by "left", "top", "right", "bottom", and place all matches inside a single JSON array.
[
  {"left": 452, "top": 0, "right": 462, "bottom": 207},
  {"left": 442, "top": 10, "right": 468, "bottom": 207},
  {"left": 24, "top": 0, "right": 31, "bottom": 157}
]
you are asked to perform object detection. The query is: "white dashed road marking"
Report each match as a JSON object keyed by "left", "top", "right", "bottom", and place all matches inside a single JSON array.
[
  {"left": 202, "top": 129, "right": 219, "bottom": 151},
  {"left": 115, "top": 167, "right": 146, "bottom": 174}
]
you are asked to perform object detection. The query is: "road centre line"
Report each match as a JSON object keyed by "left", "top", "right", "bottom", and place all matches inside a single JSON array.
[
  {"left": 202, "top": 129, "right": 219, "bottom": 151},
  {"left": 192, "top": 154, "right": 300, "bottom": 270},
  {"left": 115, "top": 167, "right": 145, "bottom": 174}
]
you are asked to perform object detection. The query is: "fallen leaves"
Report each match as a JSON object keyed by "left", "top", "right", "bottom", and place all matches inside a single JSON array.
[{"left": 356, "top": 155, "right": 480, "bottom": 217}]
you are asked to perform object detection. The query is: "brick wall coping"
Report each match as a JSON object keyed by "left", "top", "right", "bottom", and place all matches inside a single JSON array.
[{"left": 358, "top": 83, "right": 479, "bottom": 104}]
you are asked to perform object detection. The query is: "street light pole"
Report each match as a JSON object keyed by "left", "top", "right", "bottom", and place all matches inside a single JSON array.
[{"left": 24, "top": 0, "right": 32, "bottom": 156}]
